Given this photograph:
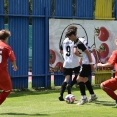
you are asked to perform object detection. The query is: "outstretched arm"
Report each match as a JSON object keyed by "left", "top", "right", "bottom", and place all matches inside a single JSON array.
[{"left": 97, "top": 62, "right": 113, "bottom": 68}]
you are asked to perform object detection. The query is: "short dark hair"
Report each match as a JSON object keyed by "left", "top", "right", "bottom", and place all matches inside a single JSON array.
[
  {"left": 67, "top": 26, "right": 77, "bottom": 31},
  {"left": 0, "top": 30, "right": 11, "bottom": 40},
  {"left": 66, "top": 29, "right": 76, "bottom": 37}
]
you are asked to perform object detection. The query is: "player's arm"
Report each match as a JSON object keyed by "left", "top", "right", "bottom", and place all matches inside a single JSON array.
[
  {"left": 9, "top": 49, "right": 18, "bottom": 71},
  {"left": 97, "top": 50, "right": 117, "bottom": 67},
  {"left": 59, "top": 45, "right": 63, "bottom": 54},
  {"left": 84, "top": 49, "right": 95, "bottom": 71},
  {"left": 11, "top": 61, "right": 18, "bottom": 71},
  {"left": 97, "top": 50, "right": 117, "bottom": 68},
  {"left": 60, "top": 50, "right": 63, "bottom": 54},
  {"left": 84, "top": 49, "right": 92, "bottom": 63},
  {"left": 97, "top": 62, "right": 113, "bottom": 67},
  {"left": 78, "top": 42, "right": 92, "bottom": 62},
  {"left": 74, "top": 48, "right": 82, "bottom": 57},
  {"left": 78, "top": 42, "right": 95, "bottom": 71}
]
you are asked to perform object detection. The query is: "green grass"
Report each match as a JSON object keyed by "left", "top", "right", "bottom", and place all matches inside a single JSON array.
[{"left": 0, "top": 86, "right": 117, "bottom": 117}]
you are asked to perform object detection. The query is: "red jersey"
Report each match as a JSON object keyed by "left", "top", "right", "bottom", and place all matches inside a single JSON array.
[
  {"left": 108, "top": 50, "right": 117, "bottom": 76},
  {"left": 0, "top": 40, "right": 16, "bottom": 70},
  {"left": 0, "top": 40, "right": 16, "bottom": 90}
]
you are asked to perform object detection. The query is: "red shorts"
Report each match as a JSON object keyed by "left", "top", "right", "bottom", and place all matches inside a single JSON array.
[
  {"left": 0, "top": 69, "right": 12, "bottom": 91},
  {"left": 102, "top": 77, "right": 117, "bottom": 91}
]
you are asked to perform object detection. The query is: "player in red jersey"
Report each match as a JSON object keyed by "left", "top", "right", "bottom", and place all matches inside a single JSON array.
[
  {"left": 97, "top": 38, "right": 117, "bottom": 107},
  {"left": 0, "top": 30, "right": 17, "bottom": 105}
]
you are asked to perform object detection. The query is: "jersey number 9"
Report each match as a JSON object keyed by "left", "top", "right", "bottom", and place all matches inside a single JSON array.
[{"left": 66, "top": 46, "right": 70, "bottom": 56}]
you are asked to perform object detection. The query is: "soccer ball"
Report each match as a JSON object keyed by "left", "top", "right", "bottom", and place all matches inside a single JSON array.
[{"left": 65, "top": 94, "right": 75, "bottom": 104}]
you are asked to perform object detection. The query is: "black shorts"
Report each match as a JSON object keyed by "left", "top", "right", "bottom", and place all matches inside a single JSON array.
[
  {"left": 79, "top": 64, "right": 91, "bottom": 77},
  {"left": 63, "top": 66, "right": 80, "bottom": 76}
]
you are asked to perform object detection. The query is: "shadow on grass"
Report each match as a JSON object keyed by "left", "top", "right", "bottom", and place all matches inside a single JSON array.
[
  {"left": 94, "top": 100, "right": 115, "bottom": 107},
  {"left": 8, "top": 90, "right": 60, "bottom": 98},
  {"left": 0, "top": 113, "right": 49, "bottom": 116},
  {"left": 8, "top": 86, "right": 101, "bottom": 98}
]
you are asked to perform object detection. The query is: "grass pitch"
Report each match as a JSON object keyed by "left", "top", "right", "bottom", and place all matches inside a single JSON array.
[{"left": 0, "top": 86, "right": 117, "bottom": 117}]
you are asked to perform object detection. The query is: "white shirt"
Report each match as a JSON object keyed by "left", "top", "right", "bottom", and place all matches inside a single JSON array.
[
  {"left": 74, "top": 38, "right": 95, "bottom": 64},
  {"left": 60, "top": 38, "right": 79, "bottom": 68}
]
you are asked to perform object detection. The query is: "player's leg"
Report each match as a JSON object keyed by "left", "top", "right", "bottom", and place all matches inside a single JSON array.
[
  {"left": 85, "top": 78, "right": 98, "bottom": 102},
  {"left": 0, "top": 90, "right": 11, "bottom": 105},
  {"left": 82, "top": 69, "right": 98, "bottom": 102},
  {"left": 0, "top": 73, "right": 12, "bottom": 105},
  {"left": 100, "top": 78, "right": 117, "bottom": 106},
  {"left": 79, "top": 65, "right": 97, "bottom": 102},
  {"left": 76, "top": 65, "right": 97, "bottom": 105},
  {"left": 67, "top": 66, "right": 80, "bottom": 94},
  {"left": 67, "top": 75, "right": 77, "bottom": 94},
  {"left": 76, "top": 76, "right": 88, "bottom": 105},
  {"left": 67, "top": 75, "right": 77, "bottom": 93},
  {"left": 59, "top": 68, "right": 72, "bottom": 101},
  {"left": 59, "top": 75, "right": 70, "bottom": 101},
  {"left": 76, "top": 65, "right": 88, "bottom": 105}
]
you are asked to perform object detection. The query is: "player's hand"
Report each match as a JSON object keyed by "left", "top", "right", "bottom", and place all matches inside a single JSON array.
[
  {"left": 97, "top": 63, "right": 102, "bottom": 67},
  {"left": 12, "top": 65, "right": 18, "bottom": 71}
]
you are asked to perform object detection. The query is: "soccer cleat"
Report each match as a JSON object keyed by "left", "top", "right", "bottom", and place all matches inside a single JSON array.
[
  {"left": 115, "top": 104, "right": 117, "bottom": 107},
  {"left": 58, "top": 96, "right": 64, "bottom": 101},
  {"left": 115, "top": 100, "right": 117, "bottom": 107},
  {"left": 88, "top": 94, "right": 98, "bottom": 102},
  {"left": 76, "top": 98, "right": 88, "bottom": 105}
]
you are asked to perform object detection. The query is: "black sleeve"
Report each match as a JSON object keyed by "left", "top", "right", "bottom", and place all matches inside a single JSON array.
[
  {"left": 78, "top": 43, "right": 87, "bottom": 52},
  {"left": 74, "top": 42, "right": 78, "bottom": 48}
]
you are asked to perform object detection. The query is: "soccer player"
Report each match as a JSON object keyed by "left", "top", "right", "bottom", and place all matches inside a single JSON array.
[
  {"left": 97, "top": 38, "right": 117, "bottom": 107},
  {"left": 66, "top": 27, "right": 97, "bottom": 105},
  {"left": 0, "top": 30, "right": 18, "bottom": 105},
  {"left": 58, "top": 26, "right": 81, "bottom": 101}
]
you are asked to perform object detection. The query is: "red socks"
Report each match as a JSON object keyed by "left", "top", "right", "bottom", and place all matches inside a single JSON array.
[
  {"left": 103, "top": 87, "right": 117, "bottom": 100},
  {"left": 0, "top": 90, "right": 11, "bottom": 105}
]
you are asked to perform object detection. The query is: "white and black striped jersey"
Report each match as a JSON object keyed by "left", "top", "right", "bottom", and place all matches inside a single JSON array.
[
  {"left": 60, "top": 38, "right": 79, "bottom": 68},
  {"left": 74, "top": 38, "right": 95, "bottom": 64}
]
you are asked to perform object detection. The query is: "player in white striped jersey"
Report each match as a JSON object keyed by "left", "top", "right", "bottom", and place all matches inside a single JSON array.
[
  {"left": 66, "top": 26, "right": 97, "bottom": 105},
  {"left": 58, "top": 36, "right": 81, "bottom": 101}
]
